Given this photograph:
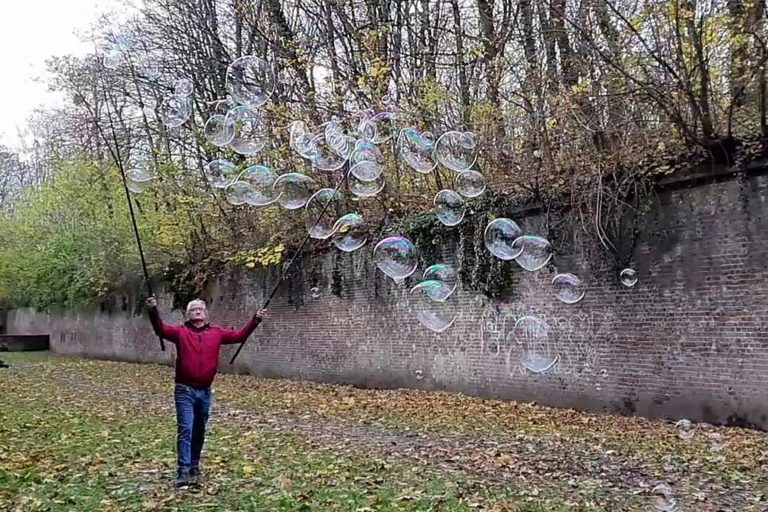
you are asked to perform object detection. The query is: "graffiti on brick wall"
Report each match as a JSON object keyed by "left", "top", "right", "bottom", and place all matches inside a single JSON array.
[{"left": 479, "top": 302, "right": 614, "bottom": 377}]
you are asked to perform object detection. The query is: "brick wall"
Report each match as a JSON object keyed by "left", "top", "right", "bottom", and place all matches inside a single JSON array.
[{"left": 9, "top": 165, "right": 768, "bottom": 429}]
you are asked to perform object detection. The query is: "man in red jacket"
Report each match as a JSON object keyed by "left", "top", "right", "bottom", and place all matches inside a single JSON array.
[{"left": 146, "top": 296, "right": 267, "bottom": 488}]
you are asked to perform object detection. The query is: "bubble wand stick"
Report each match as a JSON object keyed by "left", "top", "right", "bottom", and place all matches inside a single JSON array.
[{"left": 229, "top": 168, "right": 350, "bottom": 364}]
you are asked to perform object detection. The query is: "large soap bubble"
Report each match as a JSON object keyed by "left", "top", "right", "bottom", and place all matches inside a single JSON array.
[
  {"left": 408, "top": 281, "right": 457, "bottom": 332},
  {"left": 358, "top": 111, "right": 398, "bottom": 144},
  {"left": 125, "top": 167, "right": 155, "bottom": 194},
  {"left": 552, "top": 273, "right": 586, "bottom": 304},
  {"left": 509, "top": 316, "right": 558, "bottom": 373},
  {"left": 205, "top": 159, "right": 239, "bottom": 189},
  {"left": 225, "top": 106, "right": 269, "bottom": 156},
  {"left": 455, "top": 170, "right": 486, "bottom": 197},
  {"left": 305, "top": 188, "right": 343, "bottom": 239},
  {"left": 225, "top": 180, "right": 256, "bottom": 206},
  {"left": 290, "top": 120, "right": 318, "bottom": 159},
  {"left": 513, "top": 236, "right": 553, "bottom": 271},
  {"left": 422, "top": 264, "right": 457, "bottom": 300},
  {"left": 650, "top": 484, "right": 679, "bottom": 512},
  {"left": 484, "top": 218, "right": 524, "bottom": 260},
  {"left": 435, "top": 130, "right": 477, "bottom": 172},
  {"left": 350, "top": 139, "right": 384, "bottom": 181},
  {"left": 397, "top": 128, "right": 437, "bottom": 174},
  {"left": 349, "top": 172, "right": 385, "bottom": 198},
  {"left": 308, "top": 132, "right": 349, "bottom": 172},
  {"left": 158, "top": 94, "right": 192, "bottom": 128},
  {"left": 173, "top": 78, "right": 194, "bottom": 97},
  {"left": 331, "top": 213, "right": 368, "bottom": 252},
  {"left": 373, "top": 236, "right": 419, "bottom": 280},
  {"left": 240, "top": 165, "right": 280, "bottom": 206},
  {"left": 272, "top": 172, "right": 316, "bottom": 210},
  {"left": 434, "top": 190, "right": 465, "bottom": 226},
  {"left": 203, "top": 115, "right": 235, "bottom": 147},
  {"left": 225, "top": 55, "right": 275, "bottom": 107}
]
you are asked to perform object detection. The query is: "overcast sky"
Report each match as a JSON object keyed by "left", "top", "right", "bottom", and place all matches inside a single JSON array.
[{"left": 0, "top": 0, "right": 140, "bottom": 150}]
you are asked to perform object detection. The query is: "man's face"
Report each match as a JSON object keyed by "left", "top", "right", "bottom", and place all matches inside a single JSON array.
[{"left": 188, "top": 304, "right": 207, "bottom": 322}]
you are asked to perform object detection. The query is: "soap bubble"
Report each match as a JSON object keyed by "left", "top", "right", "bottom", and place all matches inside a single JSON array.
[
  {"left": 422, "top": 264, "right": 458, "bottom": 300},
  {"left": 310, "top": 287, "right": 321, "bottom": 299},
  {"left": 331, "top": 213, "right": 367, "bottom": 252},
  {"left": 484, "top": 218, "right": 524, "bottom": 260},
  {"left": 675, "top": 419, "right": 694, "bottom": 440},
  {"left": 205, "top": 159, "right": 239, "bottom": 189},
  {"left": 305, "top": 188, "right": 343, "bottom": 239},
  {"left": 308, "top": 132, "right": 350, "bottom": 172},
  {"left": 397, "top": 128, "right": 437, "bottom": 174},
  {"left": 510, "top": 316, "right": 558, "bottom": 373},
  {"left": 225, "top": 55, "right": 275, "bottom": 107},
  {"left": 349, "top": 172, "right": 385, "bottom": 198},
  {"left": 408, "top": 281, "right": 457, "bottom": 332},
  {"left": 552, "top": 273, "right": 586, "bottom": 304},
  {"left": 351, "top": 139, "right": 384, "bottom": 165},
  {"left": 203, "top": 115, "right": 235, "bottom": 147},
  {"left": 513, "top": 236, "right": 553, "bottom": 271},
  {"left": 434, "top": 190, "right": 465, "bottom": 226},
  {"left": 290, "top": 121, "right": 318, "bottom": 159},
  {"left": 158, "top": 94, "right": 192, "bottom": 128},
  {"left": 225, "top": 106, "right": 269, "bottom": 156},
  {"left": 272, "top": 173, "right": 316, "bottom": 210},
  {"left": 620, "top": 268, "right": 638, "bottom": 287},
  {"left": 350, "top": 161, "right": 384, "bottom": 182},
  {"left": 435, "top": 131, "right": 477, "bottom": 172},
  {"left": 125, "top": 167, "right": 155, "bottom": 194},
  {"left": 137, "top": 55, "right": 161, "bottom": 79},
  {"left": 650, "top": 484, "right": 679, "bottom": 512},
  {"left": 455, "top": 170, "right": 486, "bottom": 197},
  {"left": 103, "top": 49, "right": 122, "bottom": 69},
  {"left": 240, "top": 165, "right": 279, "bottom": 206},
  {"left": 211, "top": 98, "right": 236, "bottom": 116},
  {"left": 224, "top": 180, "right": 256, "bottom": 206},
  {"left": 173, "top": 78, "right": 194, "bottom": 97},
  {"left": 324, "top": 121, "right": 355, "bottom": 157},
  {"left": 373, "top": 236, "right": 419, "bottom": 280},
  {"left": 358, "top": 111, "right": 398, "bottom": 144}
]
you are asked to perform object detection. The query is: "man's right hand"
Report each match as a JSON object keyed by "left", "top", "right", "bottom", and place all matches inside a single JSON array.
[{"left": 146, "top": 296, "right": 158, "bottom": 309}]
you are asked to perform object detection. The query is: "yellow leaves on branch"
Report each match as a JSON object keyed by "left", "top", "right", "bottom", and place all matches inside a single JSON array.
[{"left": 231, "top": 243, "right": 285, "bottom": 269}]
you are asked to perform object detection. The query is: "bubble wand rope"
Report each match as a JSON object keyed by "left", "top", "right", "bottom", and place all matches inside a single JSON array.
[
  {"left": 229, "top": 167, "right": 350, "bottom": 364},
  {"left": 87, "top": 83, "right": 165, "bottom": 352}
]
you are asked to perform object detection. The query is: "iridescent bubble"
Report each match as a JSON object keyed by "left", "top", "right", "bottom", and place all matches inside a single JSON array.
[
  {"left": 408, "top": 281, "right": 457, "bottom": 333},
  {"left": 225, "top": 55, "right": 275, "bottom": 107},
  {"left": 305, "top": 188, "right": 343, "bottom": 239},
  {"left": 373, "top": 236, "right": 419, "bottom": 280},
  {"left": 513, "top": 236, "right": 553, "bottom": 271},
  {"left": 455, "top": 170, "right": 486, "bottom": 198},
  {"left": 620, "top": 268, "right": 638, "bottom": 287},
  {"left": 290, "top": 121, "right": 318, "bottom": 159},
  {"left": 434, "top": 190, "right": 465, "bottom": 226},
  {"left": 509, "top": 316, "right": 558, "bottom": 373},
  {"left": 158, "top": 95, "right": 192, "bottom": 128},
  {"left": 422, "top": 264, "right": 457, "bottom": 300},
  {"left": 272, "top": 173, "right": 316, "bottom": 210},
  {"left": 675, "top": 419, "right": 694, "bottom": 440},
  {"left": 331, "top": 213, "right": 367, "bottom": 252},
  {"left": 349, "top": 172, "right": 385, "bottom": 198},
  {"left": 173, "top": 78, "right": 194, "bottom": 97},
  {"left": 484, "top": 218, "right": 524, "bottom": 260},
  {"left": 351, "top": 139, "right": 384, "bottom": 166},
  {"left": 396, "top": 128, "right": 437, "bottom": 174},
  {"left": 324, "top": 121, "right": 355, "bottom": 157},
  {"left": 552, "top": 273, "right": 586, "bottom": 304},
  {"left": 225, "top": 180, "right": 256, "bottom": 206},
  {"left": 240, "top": 165, "right": 279, "bottom": 206},
  {"left": 205, "top": 159, "right": 239, "bottom": 189},
  {"left": 350, "top": 161, "right": 383, "bottom": 182},
  {"left": 358, "top": 111, "right": 398, "bottom": 144},
  {"left": 650, "top": 484, "right": 679, "bottom": 512},
  {"left": 435, "top": 131, "right": 477, "bottom": 172},
  {"left": 211, "top": 98, "right": 236, "bottom": 116},
  {"left": 203, "top": 115, "right": 235, "bottom": 147},
  {"left": 310, "top": 287, "right": 321, "bottom": 299},
  {"left": 225, "top": 106, "right": 268, "bottom": 156}
]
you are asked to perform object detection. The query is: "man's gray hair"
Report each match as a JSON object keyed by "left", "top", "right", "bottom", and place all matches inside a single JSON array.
[{"left": 185, "top": 299, "right": 207, "bottom": 319}]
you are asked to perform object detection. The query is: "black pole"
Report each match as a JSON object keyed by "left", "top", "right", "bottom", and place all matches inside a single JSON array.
[{"left": 229, "top": 168, "right": 349, "bottom": 364}]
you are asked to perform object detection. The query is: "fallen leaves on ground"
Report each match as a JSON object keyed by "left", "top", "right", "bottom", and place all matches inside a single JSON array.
[{"left": 1, "top": 353, "right": 766, "bottom": 511}]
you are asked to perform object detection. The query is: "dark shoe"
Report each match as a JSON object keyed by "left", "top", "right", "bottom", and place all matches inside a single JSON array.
[
  {"left": 175, "top": 471, "right": 190, "bottom": 488},
  {"left": 189, "top": 468, "right": 201, "bottom": 487}
]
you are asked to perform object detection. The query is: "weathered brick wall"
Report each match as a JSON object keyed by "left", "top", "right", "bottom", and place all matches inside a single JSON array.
[{"left": 9, "top": 166, "right": 768, "bottom": 429}]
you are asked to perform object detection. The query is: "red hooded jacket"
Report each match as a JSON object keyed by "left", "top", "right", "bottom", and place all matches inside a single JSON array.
[{"left": 149, "top": 308, "right": 261, "bottom": 388}]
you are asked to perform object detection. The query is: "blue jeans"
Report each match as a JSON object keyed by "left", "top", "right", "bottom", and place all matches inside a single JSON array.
[{"left": 174, "top": 383, "right": 212, "bottom": 476}]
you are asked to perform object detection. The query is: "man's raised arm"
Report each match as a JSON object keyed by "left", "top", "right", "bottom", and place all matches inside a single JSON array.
[
  {"left": 147, "top": 296, "right": 181, "bottom": 343},
  {"left": 221, "top": 309, "right": 268, "bottom": 345}
]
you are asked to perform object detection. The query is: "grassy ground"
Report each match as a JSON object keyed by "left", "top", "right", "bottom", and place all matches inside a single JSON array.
[{"left": 1, "top": 352, "right": 766, "bottom": 511}]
